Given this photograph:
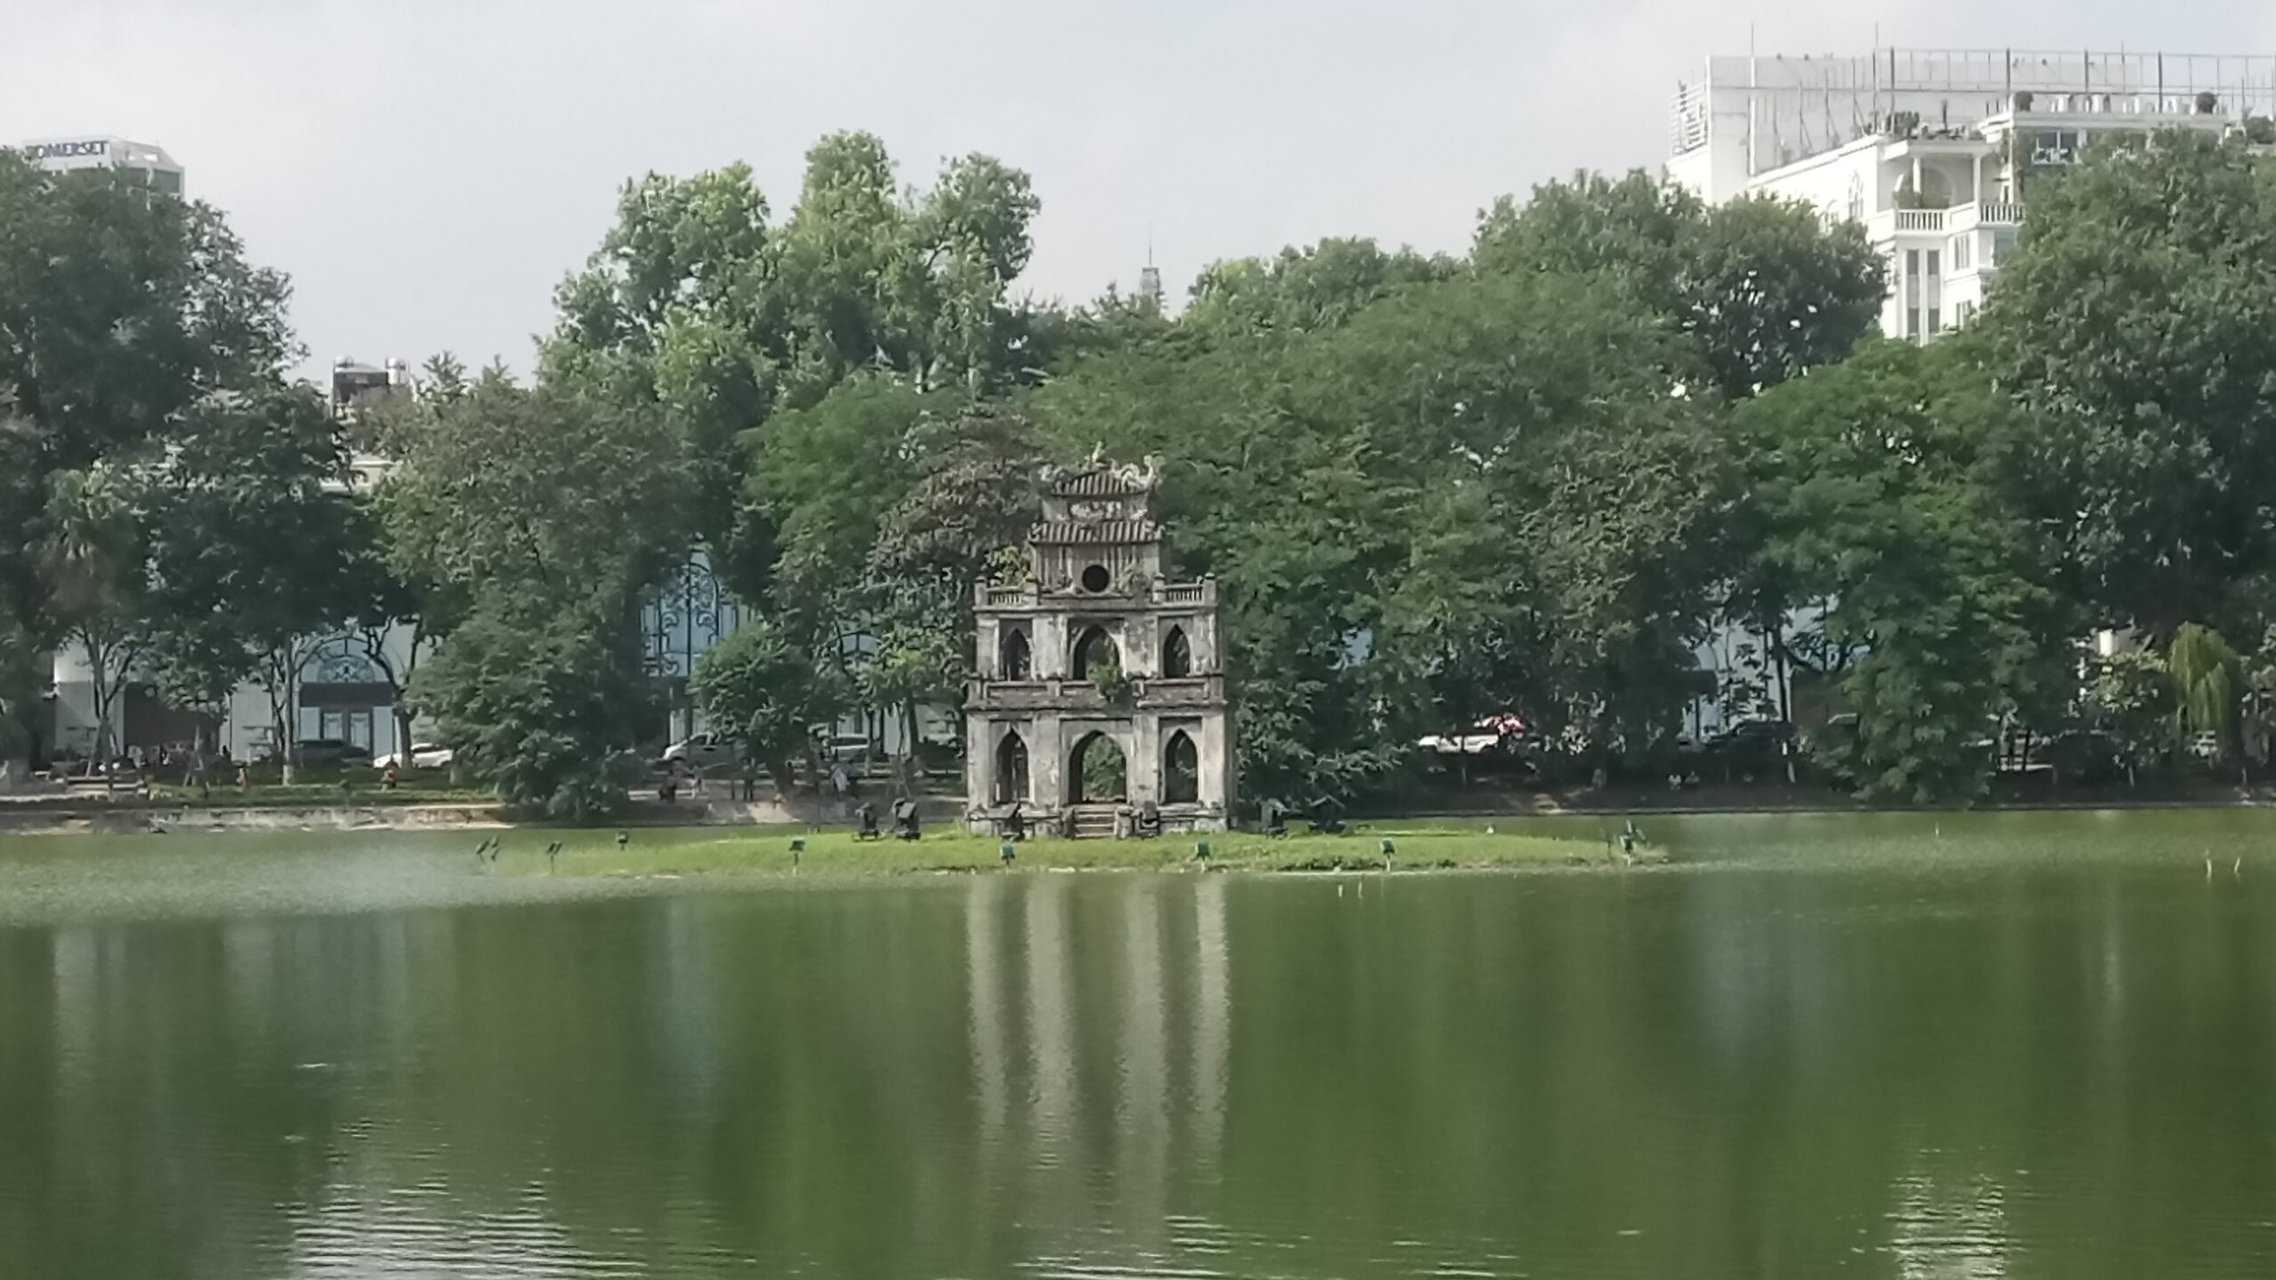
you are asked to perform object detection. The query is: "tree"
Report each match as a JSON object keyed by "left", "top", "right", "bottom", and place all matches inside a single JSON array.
[
  {"left": 1980, "top": 132, "right": 2276, "bottom": 638},
  {"left": 1034, "top": 267, "right": 1729, "bottom": 802},
  {"left": 2168, "top": 623, "right": 2242, "bottom": 764},
  {"left": 377, "top": 369, "right": 693, "bottom": 808},
  {"left": 745, "top": 376, "right": 943, "bottom": 634},
  {"left": 689, "top": 619, "right": 850, "bottom": 798},
  {"left": 748, "top": 385, "right": 1039, "bottom": 751},
  {"left": 375, "top": 371, "right": 693, "bottom": 606},
  {"left": 1473, "top": 169, "right": 1884, "bottom": 399},
  {"left": 415, "top": 600, "right": 656, "bottom": 818},
  {"left": 141, "top": 386, "right": 358, "bottom": 781},
  {"left": 545, "top": 134, "right": 1042, "bottom": 582},
  {"left": 1731, "top": 339, "right": 2071, "bottom": 802},
  {"left": 2084, "top": 647, "right": 2174, "bottom": 786},
  {"left": 39, "top": 465, "right": 149, "bottom": 772},
  {"left": 860, "top": 403, "right": 1042, "bottom": 728},
  {"left": 340, "top": 495, "right": 461, "bottom": 765},
  {"left": 0, "top": 152, "right": 293, "bottom": 643},
  {"left": 1183, "top": 238, "right": 1456, "bottom": 338}
]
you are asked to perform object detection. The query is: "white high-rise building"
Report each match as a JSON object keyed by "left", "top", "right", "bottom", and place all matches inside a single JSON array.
[
  {"left": 13, "top": 135, "right": 184, "bottom": 196},
  {"left": 1667, "top": 49, "right": 2276, "bottom": 341}
]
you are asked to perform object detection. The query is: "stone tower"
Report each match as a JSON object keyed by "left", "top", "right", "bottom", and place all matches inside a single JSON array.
[{"left": 965, "top": 455, "right": 1233, "bottom": 836}]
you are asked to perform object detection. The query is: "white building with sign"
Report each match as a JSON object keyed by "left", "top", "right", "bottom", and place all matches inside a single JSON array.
[
  {"left": 12, "top": 136, "right": 184, "bottom": 196},
  {"left": 1667, "top": 49, "right": 2276, "bottom": 340}
]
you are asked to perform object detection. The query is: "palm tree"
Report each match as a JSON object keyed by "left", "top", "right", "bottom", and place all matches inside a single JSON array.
[{"left": 43, "top": 465, "right": 147, "bottom": 785}]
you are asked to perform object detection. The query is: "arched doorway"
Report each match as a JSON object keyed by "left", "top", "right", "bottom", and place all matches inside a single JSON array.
[
  {"left": 1000, "top": 629, "right": 1032, "bottom": 680},
  {"left": 1069, "top": 731, "right": 1127, "bottom": 803},
  {"left": 1161, "top": 626, "right": 1193, "bottom": 678},
  {"left": 993, "top": 729, "right": 1029, "bottom": 804},
  {"left": 1163, "top": 730, "right": 1199, "bottom": 804},
  {"left": 1072, "top": 626, "right": 1118, "bottom": 680}
]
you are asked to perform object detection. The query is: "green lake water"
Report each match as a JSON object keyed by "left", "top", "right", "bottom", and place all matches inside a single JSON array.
[{"left": 4, "top": 811, "right": 2276, "bottom": 1277}]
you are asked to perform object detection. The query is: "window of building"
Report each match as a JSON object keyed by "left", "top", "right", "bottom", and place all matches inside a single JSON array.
[
  {"left": 2031, "top": 128, "right": 2086, "bottom": 166},
  {"left": 999, "top": 628, "right": 1031, "bottom": 681},
  {"left": 993, "top": 730, "right": 1029, "bottom": 805},
  {"left": 1953, "top": 235, "right": 1972, "bottom": 271},
  {"left": 1163, "top": 730, "right": 1199, "bottom": 804},
  {"left": 1161, "top": 626, "right": 1192, "bottom": 678},
  {"left": 1928, "top": 307, "right": 1942, "bottom": 335},
  {"left": 1072, "top": 626, "right": 1118, "bottom": 680},
  {"left": 1955, "top": 300, "right": 1975, "bottom": 328}
]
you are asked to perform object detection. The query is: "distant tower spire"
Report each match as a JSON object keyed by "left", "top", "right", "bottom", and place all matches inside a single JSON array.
[{"left": 1137, "top": 226, "right": 1164, "bottom": 311}]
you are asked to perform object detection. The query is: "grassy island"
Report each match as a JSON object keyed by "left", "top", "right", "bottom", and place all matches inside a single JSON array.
[{"left": 505, "top": 822, "right": 1645, "bottom": 880}]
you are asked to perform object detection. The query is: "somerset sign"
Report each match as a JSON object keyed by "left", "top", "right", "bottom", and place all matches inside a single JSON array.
[{"left": 16, "top": 140, "right": 111, "bottom": 161}]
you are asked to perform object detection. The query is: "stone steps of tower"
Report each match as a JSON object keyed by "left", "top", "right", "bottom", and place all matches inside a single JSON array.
[{"left": 1068, "top": 805, "right": 1121, "bottom": 839}]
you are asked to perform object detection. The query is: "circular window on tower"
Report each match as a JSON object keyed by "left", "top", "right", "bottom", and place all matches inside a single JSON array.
[{"left": 1080, "top": 564, "right": 1111, "bottom": 593}]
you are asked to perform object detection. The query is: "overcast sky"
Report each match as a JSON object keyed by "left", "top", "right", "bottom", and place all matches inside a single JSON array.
[{"left": 7, "top": 1, "right": 2273, "bottom": 382}]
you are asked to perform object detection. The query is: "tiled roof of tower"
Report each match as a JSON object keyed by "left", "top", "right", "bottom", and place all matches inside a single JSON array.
[
  {"left": 1029, "top": 519, "right": 1161, "bottom": 544},
  {"left": 1047, "top": 469, "right": 1151, "bottom": 498}
]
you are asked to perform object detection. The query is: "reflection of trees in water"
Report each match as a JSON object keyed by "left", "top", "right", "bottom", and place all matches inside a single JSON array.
[{"left": 15, "top": 841, "right": 2276, "bottom": 1277}]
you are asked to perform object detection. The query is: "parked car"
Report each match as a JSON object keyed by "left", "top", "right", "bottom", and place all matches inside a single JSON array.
[
  {"left": 819, "top": 734, "right": 872, "bottom": 764},
  {"left": 294, "top": 739, "right": 373, "bottom": 767},
  {"left": 1417, "top": 714, "right": 1526, "bottom": 756},
  {"left": 373, "top": 742, "right": 454, "bottom": 770},
  {"left": 660, "top": 733, "right": 741, "bottom": 769}
]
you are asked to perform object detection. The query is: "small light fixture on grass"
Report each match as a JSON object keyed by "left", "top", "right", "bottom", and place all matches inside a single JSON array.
[
  {"left": 1194, "top": 840, "right": 1212, "bottom": 862},
  {"left": 1380, "top": 837, "right": 1395, "bottom": 870},
  {"left": 789, "top": 836, "right": 806, "bottom": 868},
  {"left": 1000, "top": 841, "right": 1017, "bottom": 865}
]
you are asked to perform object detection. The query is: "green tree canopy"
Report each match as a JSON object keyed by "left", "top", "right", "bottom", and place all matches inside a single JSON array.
[
  {"left": 1730, "top": 338, "right": 2072, "bottom": 801},
  {"left": 1474, "top": 169, "right": 1885, "bottom": 399},
  {"left": 689, "top": 618, "right": 850, "bottom": 795},
  {"left": 1035, "top": 267, "right": 1729, "bottom": 801},
  {"left": 0, "top": 151, "right": 293, "bottom": 645},
  {"left": 1979, "top": 131, "right": 2276, "bottom": 638}
]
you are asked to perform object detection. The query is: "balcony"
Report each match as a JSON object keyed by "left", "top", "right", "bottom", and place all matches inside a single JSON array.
[
  {"left": 1948, "top": 200, "right": 2024, "bottom": 233},
  {"left": 967, "top": 674, "right": 1225, "bottom": 710},
  {"left": 975, "top": 577, "right": 1218, "bottom": 610},
  {"left": 1869, "top": 200, "right": 2025, "bottom": 242}
]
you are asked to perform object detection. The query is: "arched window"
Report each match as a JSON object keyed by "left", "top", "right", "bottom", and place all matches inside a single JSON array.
[
  {"left": 1161, "top": 626, "right": 1193, "bottom": 678},
  {"left": 1163, "top": 730, "right": 1199, "bottom": 804},
  {"left": 1072, "top": 625, "right": 1118, "bottom": 680},
  {"left": 1069, "top": 731, "right": 1127, "bottom": 804},
  {"left": 993, "top": 730, "right": 1029, "bottom": 805},
  {"left": 1000, "top": 629, "right": 1031, "bottom": 680}
]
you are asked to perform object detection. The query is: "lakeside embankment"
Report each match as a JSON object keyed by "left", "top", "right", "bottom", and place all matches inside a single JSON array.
[
  {"left": 7, "top": 779, "right": 2274, "bottom": 839},
  {"left": 503, "top": 825, "right": 1630, "bottom": 879}
]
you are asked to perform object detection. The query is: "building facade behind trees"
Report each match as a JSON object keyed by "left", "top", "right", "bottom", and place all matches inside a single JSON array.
[{"left": 1667, "top": 48, "right": 2276, "bottom": 341}]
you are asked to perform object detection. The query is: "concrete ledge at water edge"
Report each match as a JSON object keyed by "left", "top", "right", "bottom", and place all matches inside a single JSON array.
[{"left": 0, "top": 804, "right": 509, "bottom": 837}]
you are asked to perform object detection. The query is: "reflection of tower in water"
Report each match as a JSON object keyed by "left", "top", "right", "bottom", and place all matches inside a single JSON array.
[
  {"left": 966, "top": 880, "right": 1009, "bottom": 1151},
  {"left": 1115, "top": 882, "right": 1170, "bottom": 1237},
  {"left": 978, "top": 875, "right": 1234, "bottom": 1260},
  {"left": 1190, "top": 874, "right": 1229, "bottom": 1174},
  {"left": 1022, "top": 876, "right": 1077, "bottom": 1154}
]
